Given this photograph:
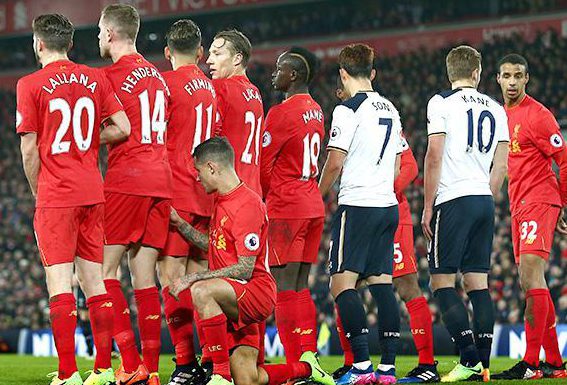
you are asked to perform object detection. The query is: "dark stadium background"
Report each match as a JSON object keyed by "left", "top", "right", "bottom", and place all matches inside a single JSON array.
[{"left": 0, "top": 0, "right": 566, "bottom": 358}]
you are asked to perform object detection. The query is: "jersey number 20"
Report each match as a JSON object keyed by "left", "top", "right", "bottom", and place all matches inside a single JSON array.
[{"left": 50, "top": 97, "right": 95, "bottom": 155}]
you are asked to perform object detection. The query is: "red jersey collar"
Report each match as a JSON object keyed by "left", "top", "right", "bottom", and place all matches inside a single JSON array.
[
  {"left": 218, "top": 182, "right": 245, "bottom": 201},
  {"left": 505, "top": 93, "right": 529, "bottom": 111},
  {"left": 44, "top": 59, "right": 73, "bottom": 70},
  {"left": 114, "top": 53, "right": 144, "bottom": 66},
  {"left": 178, "top": 64, "right": 200, "bottom": 71},
  {"left": 284, "top": 93, "right": 310, "bottom": 103}
]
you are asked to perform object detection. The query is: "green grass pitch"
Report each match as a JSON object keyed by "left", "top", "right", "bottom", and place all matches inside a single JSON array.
[{"left": 0, "top": 354, "right": 560, "bottom": 385}]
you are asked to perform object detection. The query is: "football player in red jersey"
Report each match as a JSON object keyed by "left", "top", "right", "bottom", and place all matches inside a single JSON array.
[
  {"left": 168, "top": 137, "right": 334, "bottom": 385},
  {"left": 158, "top": 19, "right": 217, "bottom": 385},
  {"left": 260, "top": 47, "right": 325, "bottom": 364},
  {"left": 17, "top": 14, "right": 130, "bottom": 385},
  {"left": 206, "top": 29, "right": 264, "bottom": 196},
  {"left": 493, "top": 54, "right": 567, "bottom": 380},
  {"left": 97, "top": 4, "right": 172, "bottom": 384},
  {"left": 332, "top": 77, "right": 439, "bottom": 384}
]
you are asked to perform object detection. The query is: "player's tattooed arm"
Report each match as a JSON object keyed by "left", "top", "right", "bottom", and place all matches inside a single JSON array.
[
  {"left": 170, "top": 256, "right": 256, "bottom": 299},
  {"left": 171, "top": 208, "right": 209, "bottom": 252}
]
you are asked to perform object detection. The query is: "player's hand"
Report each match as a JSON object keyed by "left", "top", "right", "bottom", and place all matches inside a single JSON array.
[
  {"left": 556, "top": 208, "right": 567, "bottom": 235},
  {"left": 421, "top": 207, "right": 434, "bottom": 242},
  {"left": 169, "top": 273, "right": 198, "bottom": 300},
  {"left": 170, "top": 207, "right": 184, "bottom": 227}
]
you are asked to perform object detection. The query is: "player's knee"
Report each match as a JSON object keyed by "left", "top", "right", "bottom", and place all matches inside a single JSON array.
[{"left": 190, "top": 281, "right": 210, "bottom": 307}]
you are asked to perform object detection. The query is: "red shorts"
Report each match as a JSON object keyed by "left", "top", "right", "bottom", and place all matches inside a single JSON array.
[
  {"left": 268, "top": 217, "right": 324, "bottom": 266},
  {"left": 393, "top": 224, "right": 418, "bottom": 278},
  {"left": 104, "top": 192, "right": 171, "bottom": 249},
  {"left": 161, "top": 211, "right": 209, "bottom": 259},
  {"left": 511, "top": 203, "right": 560, "bottom": 263},
  {"left": 34, "top": 204, "right": 104, "bottom": 267},
  {"left": 224, "top": 276, "right": 275, "bottom": 350}
]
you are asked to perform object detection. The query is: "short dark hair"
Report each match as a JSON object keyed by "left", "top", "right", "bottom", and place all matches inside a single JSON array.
[
  {"left": 286, "top": 46, "right": 320, "bottom": 84},
  {"left": 446, "top": 45, "right": 481, "bottom": 82},
  {"left": 32, "top": 14, "right": 74, "bottom": 52},
  {"left": 497, "top": 53, "right": 529, "bottom": 74},
  {"left": 166, "top": 19, "right": 201, "bottom": 55},
  {"left": 101, "top": 4, "right": 140, "bottom": 42},
  {"left": 214, "top": 29, "right": 252, "bottom": 67},
  {"left": 338, "top": 44, "right": 374, "bottom": 78},
  {"left": 193, "top": 137, "right": 234, "bottom": 167}
]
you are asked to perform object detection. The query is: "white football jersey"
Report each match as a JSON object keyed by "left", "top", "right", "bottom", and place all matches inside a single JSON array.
[
  {"left": 427, "top": 87, "right": 509, "bottom": 205},
  {"left": 327, "top": 91, "right": 403, "bottom": 207}
]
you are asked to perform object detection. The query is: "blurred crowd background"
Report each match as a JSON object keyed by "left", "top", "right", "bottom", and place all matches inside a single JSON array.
[{"left": 1, "top": 0, "right": 567, "bottom": 332}]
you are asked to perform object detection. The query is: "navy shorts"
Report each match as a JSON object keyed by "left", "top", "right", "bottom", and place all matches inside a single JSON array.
[
  {"left": 427, "top": 195, "right": 494, "bottom": 274},
  {"left": 328, "top": 205, "right": 398, "bottom": 277}
]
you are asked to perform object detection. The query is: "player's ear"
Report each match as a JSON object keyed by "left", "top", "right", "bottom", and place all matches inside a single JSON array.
[
  {"left": 370, "top": 68, "right": 376, "bottom": 81},
  {"left": 525, "top": 72, "right": 529, "bottom": 84},
  {"left": 164, "top": 46, "right": 171, "bottom": 61},
  {"left": 197, "top": 46, "right": 204, "bottom": 62},
  {"left": 233, "top": 52, "right": 244, "bottom": 67}
]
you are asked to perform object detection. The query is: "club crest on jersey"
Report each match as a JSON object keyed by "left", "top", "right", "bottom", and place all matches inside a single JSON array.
[
  {"left": 262, "top": 131, "right": 272, "bottom": 147},
  {"left": 330, "top": 126, "right": 341, "bottom": 140},
  {"left": 244, "top": 233, "right": 260, "bottom": 251},
  {"left": 550, "top": 134, "right": 563, "bottom": 148}
]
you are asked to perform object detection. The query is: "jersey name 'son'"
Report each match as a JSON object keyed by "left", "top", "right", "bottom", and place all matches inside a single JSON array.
[{"left": 42, "top": 72, "right": 97, "bottom": 94}]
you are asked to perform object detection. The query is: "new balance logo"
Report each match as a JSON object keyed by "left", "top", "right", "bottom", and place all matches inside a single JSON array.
[
  {"left": 69, "top": 310, "right": 77, "bottom": 317},
  {"left": 100, "top": 302, "right": 113, "bottom": 308},
  {"left": 292, "top": 328, "right": 302, "bottom": 334},
  {"left": 208, "top": 344, "right": 223, "bottom": 352},
  {"left": 122, "top": 308, "right": 130, "bottom": 315},
  {"left": 301, "top": 329, "right": 314, "bottom": 336},
  {"left": 145, "top": 314, "right": 160, "bottom": 320}
]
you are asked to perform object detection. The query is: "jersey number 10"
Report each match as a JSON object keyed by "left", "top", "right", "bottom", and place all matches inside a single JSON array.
[{"left": 466, "top": 109, "right": 496, "bottom": 153}]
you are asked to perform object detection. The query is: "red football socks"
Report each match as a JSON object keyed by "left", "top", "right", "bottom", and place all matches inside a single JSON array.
[
  {"left": 195, "top": 311, "right": 211, "bottom": 364},
  {"left": 134, "top": 287, "right": 162, "bottom": 373},
  {"left": 523, "top": 288, "right": 549, "bottom": 366},
  {"left": 335, "top": 305, "right": 353, "bottom": 366},
  {"left": 542, "top": 291, "right": 563, "bottom": 367},
  {"left": 260, "top": 362, "right": 311, "bottom": 385},
  {"left": 201, "top": 313, "right": 231, "bottom": 381},
  {"left": 275, "top": 290, "right": 302, "bottom": 362},
  {"left": 163, "top": 286, "right": 196, "bottom": 366},
  {"left": 86, "top": 293, "right": 114, "bottom": 370},
  {"left": 297, "top": 289, "right": 318, "bottom": 354},
  {"left": 49, "top": 293, "right": 78, "bottom": 380},
  {"left": 104, "top": 279, "right": 141, "bottom": 372},
  {"left": 406, "top": 296, "right": 435, "bottom": 365}
]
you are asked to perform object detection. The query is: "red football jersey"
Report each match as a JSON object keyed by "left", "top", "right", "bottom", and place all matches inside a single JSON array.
[
  {"left": 395, "top": 139, "right": 418, "bottom": 226},
  {"left": 209, "top": 183, "right": 273, "bottom": 281},
  {"left": 506, "top": 94, "right": 564, "bottom": 212},
  {"left": 213, "top": 75, "right": 264, "bottom": 195},
  {"left": 103, "top": 53, "right": 172, "bottom": 198},
  {"left": 16, "top": 59, "right": 123, "bottom": 208},
  {"left": 162, "top": 65, "right": 217, "bottom": 215},
  {"left": 261, "top": 94, "right": 325, "bottom": 219}
]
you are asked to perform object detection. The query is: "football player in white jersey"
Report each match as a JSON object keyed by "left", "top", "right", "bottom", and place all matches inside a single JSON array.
[
  {"left": 319, "top": 43, "right": 403, "bottom": 385},
  {"left": 421, "top": 45, "right": 509, "bottom": 382}
]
